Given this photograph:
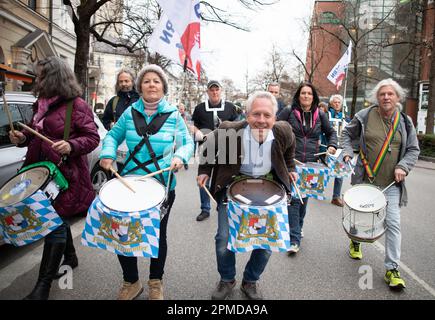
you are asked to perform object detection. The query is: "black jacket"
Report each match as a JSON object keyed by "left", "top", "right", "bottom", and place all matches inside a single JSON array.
[
  {"left": 102, "top": 90, "right": 140, "bottom": 130},
  {"left": 278, "top": 104, "right": 337, "bottom": 163}
]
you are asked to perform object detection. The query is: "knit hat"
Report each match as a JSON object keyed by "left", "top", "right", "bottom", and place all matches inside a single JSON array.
[{"left": 136, "top": 64, "right": 169, "bottom": 95}]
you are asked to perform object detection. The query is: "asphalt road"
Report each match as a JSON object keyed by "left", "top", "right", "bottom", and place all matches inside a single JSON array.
[{"left": 1, "top": 160, "right": 435, "bottom": 300}]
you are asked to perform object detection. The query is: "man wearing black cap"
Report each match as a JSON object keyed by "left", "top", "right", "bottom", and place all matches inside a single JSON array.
[{"left": 192, "top": 80, "right": 238, "bottom": 222}]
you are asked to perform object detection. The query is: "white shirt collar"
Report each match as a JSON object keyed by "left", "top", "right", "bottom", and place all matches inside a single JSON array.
[{"left": 244, "top": 125, "right": 275, "bottom": 143}]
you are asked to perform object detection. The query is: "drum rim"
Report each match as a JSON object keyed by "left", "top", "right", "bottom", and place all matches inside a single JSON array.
[
  {"left": 98, "top": 175, "right": 166, "bottom": 213},
  {"left": 0, "top": 167, "right": 51, "bottom": 208},
  {"left": 342, "top": 223, "right": 386, "bottom": 243},
  {"left": 227, "top": 177, "right": 286, "bottom": 206},
  {"left": 343, "top": 183, "right": 387, "bottom": 213}
]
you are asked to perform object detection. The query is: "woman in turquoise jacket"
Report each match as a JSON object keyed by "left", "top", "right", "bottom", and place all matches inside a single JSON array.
[{"left": 99, "top": 64, "right": 194, "bottom": 300}]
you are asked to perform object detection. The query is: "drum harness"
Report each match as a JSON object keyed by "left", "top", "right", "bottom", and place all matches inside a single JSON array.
[{"left": 122, "top": 108, "right": 178, "bottom": 219}]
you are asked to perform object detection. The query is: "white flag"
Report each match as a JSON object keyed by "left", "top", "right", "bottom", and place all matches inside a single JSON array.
[
  {"left": 327, "top": 41, "right": 352, "bottom": 91},
  {"left": 148, "top": 0, "right": 201, "bottom": 79}
]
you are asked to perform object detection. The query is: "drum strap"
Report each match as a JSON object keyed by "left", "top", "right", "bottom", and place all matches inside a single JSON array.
[
  {"left": 123, "top": 108, "right": 174, "bottom": 186},
  {"left": 63, "top": 100, "right": 74, "bottom": 141},
  {"left": 360, "top": 111, "right": 400, "bottom": 181}
]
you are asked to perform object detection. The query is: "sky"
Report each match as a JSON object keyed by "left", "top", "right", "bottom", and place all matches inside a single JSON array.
[{"left": 200, "top": 1, "right": 315, "bottom": 91}]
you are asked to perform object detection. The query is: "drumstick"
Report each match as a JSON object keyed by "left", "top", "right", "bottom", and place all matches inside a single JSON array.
[
  {"left": 347, "top": 161, "right": 355, "bottom": 175},
  {"left": 294, "top": 159, "right": 304, "bottom": 165},
  {"left": 136, "top": 167, "right": 172, "bottom": 181},
  {"left": 109, "top": 167, "right": 136, "bottom": 193},
  {"left": 202, "top": 185, "right": 217, "bottom": 206},
  {"left": 2, "top": 95, "right": 15, "bottom": 134},
  {"left": 291, "top": 179, "right": 304, "bottom": 205},
  {"left": 381, "top": 181, "right": 396, "bottom": 193},
  {"left": 17, "top": 122, "right": 54, "bottom": 145},
  {"left": 313, "top": 151, "right": 328, "bottom": 156}
]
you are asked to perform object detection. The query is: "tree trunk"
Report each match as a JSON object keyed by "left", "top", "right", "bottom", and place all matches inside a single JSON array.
[
  {"left": 350, "top": 58, "right": 359, "bottom": 119},
  {"left": 74, "top": 18, "right": 91, "bottom": 99},
  {"left": 425, "top": 19, "right": 435, "bottom": 135}
]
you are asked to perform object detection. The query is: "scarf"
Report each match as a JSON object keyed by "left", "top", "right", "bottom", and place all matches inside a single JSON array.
[
  {"left": 143, "top": 97, "right": 163, "bottom": 116},
  {"left": 33, "top": 96, "right": 59, "bottom": 132}
]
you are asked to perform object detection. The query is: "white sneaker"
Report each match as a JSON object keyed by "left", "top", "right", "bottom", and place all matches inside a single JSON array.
[
  {"left": 288, "top": 244, "right": 300, "bottom": 254},
  {"left": 301, "top": 229, "right": 304, "bottom": 238}
]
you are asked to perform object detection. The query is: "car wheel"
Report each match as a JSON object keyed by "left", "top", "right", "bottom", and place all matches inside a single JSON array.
[{"left": 90, "top": 164, "right": 111, "bottom": 192}]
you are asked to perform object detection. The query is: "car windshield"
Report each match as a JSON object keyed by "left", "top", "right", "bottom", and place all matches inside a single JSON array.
[{"left": 0, "top": 102, "right": 33, "bottom": 148}]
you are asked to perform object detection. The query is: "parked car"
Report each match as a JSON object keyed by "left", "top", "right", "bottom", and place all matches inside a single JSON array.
[{"left": 0, "top": 92, "right": 126, "bottom": 245}]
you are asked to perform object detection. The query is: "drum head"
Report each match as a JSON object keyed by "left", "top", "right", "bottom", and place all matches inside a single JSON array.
[
  {"left": 228, "top": 178, "right": 285, "bottom": 206},
  {"left": 0, "top": 167, "right": 50, "bottom": 208},
  {"left": 99, "top": 176, "right": 165, "bottom": 212},
  {"left": 343, "top": 184, "right": 386, "bottom": 213}
]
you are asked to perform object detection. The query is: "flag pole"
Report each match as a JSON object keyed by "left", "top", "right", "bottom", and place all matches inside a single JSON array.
[{"left": 342, "top": 40, "right": 353, "bottom": 117}]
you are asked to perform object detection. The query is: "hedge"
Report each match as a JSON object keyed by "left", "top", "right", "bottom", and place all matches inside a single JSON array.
[{"left": 417, "top": 134, "right": 435, "bottom": 157}]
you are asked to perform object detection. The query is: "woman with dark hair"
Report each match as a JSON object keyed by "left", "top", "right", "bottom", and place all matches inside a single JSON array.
[
  {"left": 9, "top": 56, "right": 100, "bottom": 299},
  {"left": 278, "top": 82, "right": 338, "bottom": 254}
]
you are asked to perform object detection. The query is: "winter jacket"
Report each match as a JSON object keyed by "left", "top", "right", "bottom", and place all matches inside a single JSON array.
[
  {"left": 100, "top": 98, "right": 194, "bottom": 191},
  {"left": 278, "top": 104, "right": 338, "bottom": 163},
  {"left": 198, "top": 120, "right": 296, "bottom": 196},
  {"left": 102, "top": 90, "right": 140, "bottom": 130},
  {"left": 20, "top": 97, "right": 100, "bottom": 217},
  {"left": 341, "top": 106, "right": 420, "bottom": 206}
]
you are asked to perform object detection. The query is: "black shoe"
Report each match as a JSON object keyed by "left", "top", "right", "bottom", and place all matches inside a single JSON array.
[
  {"left": 196, "top": 211, "right": 210, "bottom": 221},
  {"left": 211, "top": 280, "right": 236, "bottom": 300},
  {"left": 184, "top": 164, "right": 189, "bottom": 170},
  {"left": 24, "top": 241, "right": 66, "bottom": 300},
  {"left": 240, "top": 281, "right": 262, "bottom": 300}
]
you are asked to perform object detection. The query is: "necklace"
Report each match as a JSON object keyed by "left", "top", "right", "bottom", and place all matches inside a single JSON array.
[{"left": 377, "top": 109, "right": 392, "bottom": 153}]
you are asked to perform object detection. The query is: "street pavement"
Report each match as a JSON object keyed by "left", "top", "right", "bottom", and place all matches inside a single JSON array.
[{"left": 1, "top": 160, "right": 435, "bottom": 300}]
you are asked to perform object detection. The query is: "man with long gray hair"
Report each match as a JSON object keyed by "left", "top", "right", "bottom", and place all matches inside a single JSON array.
[
  {"left": 102, "top": 68, "right": 139, "bottom": 130},
  {"left": 341, "top": 78, "right": 420, "bottom": 290}
]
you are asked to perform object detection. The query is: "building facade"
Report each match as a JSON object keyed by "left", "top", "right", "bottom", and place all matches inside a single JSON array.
[
  {"left": 0, "top": 0, "right": 76, "bottom": 91},
  {"left": 307, "top": 0, "right": 432, "bottom": 125}
]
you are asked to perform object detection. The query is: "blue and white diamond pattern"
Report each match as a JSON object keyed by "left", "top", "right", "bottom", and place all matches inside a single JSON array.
[
  {"left": 227, "top": 199, "right": 290, "bottom": 253},
  {"left": 81, "top": 196, "right": 161, "bottom": 258},
  {"left": 291, "top": 164, "right": 331, "bottom": 200},
  {"left": 0, "top": 190, "right": 63, "bottom": 246}
]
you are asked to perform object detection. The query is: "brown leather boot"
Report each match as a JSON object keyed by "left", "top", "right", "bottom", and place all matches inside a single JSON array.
[
  {"left": 148, "top": 279, "right": 163, "bottom": 300},
  {"left": 117, "top": 280, "right": 143, "bottom": 300},
  {"left": 331, "top": 198, "right": 344, "bottom": 207}
]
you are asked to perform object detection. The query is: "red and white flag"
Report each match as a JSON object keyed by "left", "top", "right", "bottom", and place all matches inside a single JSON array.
[
  {"left": 148, "top": 0, "right": 201, "bottom": 79},
  {"left": 327, "top": 41, "right": 352, "bottom": 91}
]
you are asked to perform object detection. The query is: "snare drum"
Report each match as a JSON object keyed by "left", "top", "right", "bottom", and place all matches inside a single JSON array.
[
  {"left": 226, "top": 177, "right": 291, "bottom": 253},
  {"left": 342, "top": 184, "right": 387, "bottom": 243},
  {"left": 293, "top": 162, "right": 331, "bottom": 200},
  {"left": 326, "top": 149, "right": 353, "bottom": 178},
  {"left": 81, "top": 176, "right": 166, "bottom": 257},
  {"left": 0, "top": 161, "right": 67, "bottom": 246}
]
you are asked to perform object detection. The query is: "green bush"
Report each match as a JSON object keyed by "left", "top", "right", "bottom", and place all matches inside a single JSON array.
[{"left": 418, "top": 134, "right": 435, "bottom": 157}]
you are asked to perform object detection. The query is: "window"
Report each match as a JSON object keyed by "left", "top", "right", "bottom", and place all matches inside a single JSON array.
[
  {"left": 0, "top": 103, "right": 33, "bottom": 148},
  {"left": 28, "top": 0, "right": 37, "bottom": 11},
  {"left": 115, "top": 60, "right": 123, "bottom": 68}
]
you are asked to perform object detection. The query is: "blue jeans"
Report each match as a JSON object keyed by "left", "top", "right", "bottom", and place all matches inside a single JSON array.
[
  {"left": 288, "top": 197, "right": 309, "bottom": 246},
  {"left": 384, "top": 185, "right": 401, "bottom": 270},
  {"left": 332, "top": 177, "right": 343, "bottom": 199},
  {"left": 215, "top": 192, "right": 271, "bottom": 282},
  {"left": 199, "top": 180, "right": 211, "bottom": 213}
]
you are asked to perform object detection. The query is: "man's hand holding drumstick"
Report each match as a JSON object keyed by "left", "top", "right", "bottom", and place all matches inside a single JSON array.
[{"left": 197, "top": 174, "right": 217, "bottom": 206}]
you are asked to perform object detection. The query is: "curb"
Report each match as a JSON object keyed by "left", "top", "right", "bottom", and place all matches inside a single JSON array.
[{"left": 418, "top": 155, "right": 435, "bottom": 163}]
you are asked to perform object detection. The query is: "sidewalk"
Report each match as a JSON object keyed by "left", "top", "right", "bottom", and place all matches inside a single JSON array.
[{"left": 416, "top": 158, "right": 435, "bottom": 170}]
